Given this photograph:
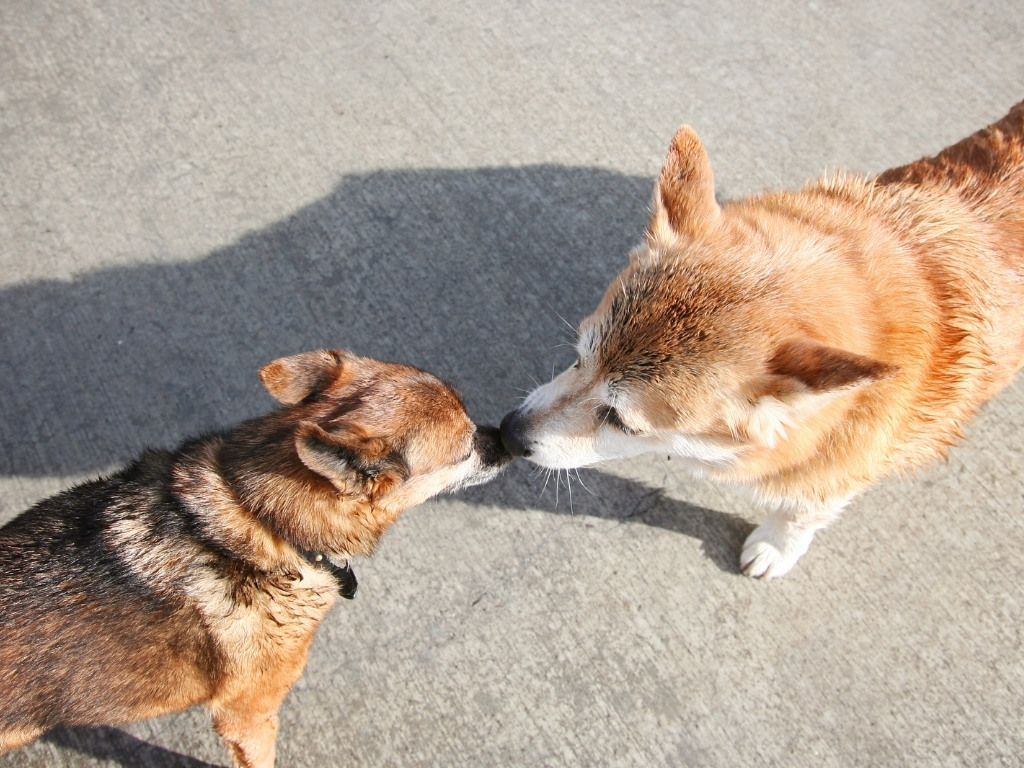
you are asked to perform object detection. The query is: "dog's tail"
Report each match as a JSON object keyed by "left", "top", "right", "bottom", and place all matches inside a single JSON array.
[{"left": 876, "top": 100, "right": 1024, "bottom": 220}]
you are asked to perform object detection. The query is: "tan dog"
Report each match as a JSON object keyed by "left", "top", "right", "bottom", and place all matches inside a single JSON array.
[
  {"left": 501, "top": 102, "right": 1024, "bottom": 579},
  {"left": 0, "top": 350, "right": 511, "bottom": 767}
]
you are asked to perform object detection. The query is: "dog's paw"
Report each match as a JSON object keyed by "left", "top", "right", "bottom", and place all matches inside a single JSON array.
[{"left": 739, "top": 519, "right": 816, "bottom": 579}]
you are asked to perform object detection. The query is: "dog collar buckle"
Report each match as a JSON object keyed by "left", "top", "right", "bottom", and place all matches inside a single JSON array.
[
  {"left": 306, "top": 552, "right": 358, "bottom": 600},
  {"left": 328, "top": 559, "right": 358, "bottom": 600}
]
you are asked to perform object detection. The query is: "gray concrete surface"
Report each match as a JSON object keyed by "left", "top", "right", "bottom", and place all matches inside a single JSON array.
[{"left": 1, "top": 1, "right": 1022, "bottom": 766}]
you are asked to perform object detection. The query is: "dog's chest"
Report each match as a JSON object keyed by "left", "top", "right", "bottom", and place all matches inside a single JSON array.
[{"left": 200, "top": 566, "right": 338, "bottom": 660}]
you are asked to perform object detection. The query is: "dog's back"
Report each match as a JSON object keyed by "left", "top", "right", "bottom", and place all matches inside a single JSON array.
[
  {"left": 878, "top": 100, "right": 1024, "bottom": 226},
  {"left": 878, "top": 100, "right": 1024, "bottom": 377},
  {"left": 754, "top": 102, "right": 1024, "bottom": 474},
  {"left": 874, "top": 102, "right": 1024, "bottom": 434},
  {"left": 0, "top": 455, "right": 217, "bottom": 743}
]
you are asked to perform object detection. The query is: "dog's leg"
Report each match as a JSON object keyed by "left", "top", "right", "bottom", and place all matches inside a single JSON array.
[
  {"left": 740, "top": 497, "right": 848, "bottom": 579},
  {"left": 211, "top": 701, "right": 281, "bottom": 768}
]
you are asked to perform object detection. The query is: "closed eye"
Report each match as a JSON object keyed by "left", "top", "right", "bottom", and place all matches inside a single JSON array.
[{"left": 597, "top": 404, "right": 639, "bottom": 435}]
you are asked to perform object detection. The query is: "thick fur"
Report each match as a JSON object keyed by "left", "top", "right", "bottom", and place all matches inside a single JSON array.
[
  {"left": 502, "top": 102, "right": 1024, "bottom": 578},
  {"left": 0, "top": 350, "right": 511, "bottom": 767}
]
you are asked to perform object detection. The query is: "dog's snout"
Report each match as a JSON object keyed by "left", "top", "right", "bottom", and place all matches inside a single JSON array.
[
  {"left": 474, "top": 424, "right": 513, "bottom": 467},
  {"left": 499, "top": 410, "right": 533, "bottom": 458}
]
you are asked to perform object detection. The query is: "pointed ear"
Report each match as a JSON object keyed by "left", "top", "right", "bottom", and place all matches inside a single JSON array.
[
  {"left": 295, "top": 422, "right": 409, "bottom": 498},
  {"left": 651, "top": 125, "right": 720, "bottom": 239},
  {"left": 766, "top": 339, "right": 898, "bottom": 393},
  {"left": 259, "top": 350, "right": 350, "bottom": 405}
]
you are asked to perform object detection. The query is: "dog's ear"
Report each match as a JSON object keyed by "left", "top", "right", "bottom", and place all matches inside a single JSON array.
[
  {"left": 651, "top": 125, "right": 720, "bottom": 239},
  {"left": 766, "top": 339, "right": 898, "bottom": 393},
  {"left": 260, "top": 350, "right": 349, "bottom": 405},
  {"left": 295, "top": 422, "right": 409, "bottom": 499},
  {"left": 737, "top": 339, "right": 897, "bottom": 447}
]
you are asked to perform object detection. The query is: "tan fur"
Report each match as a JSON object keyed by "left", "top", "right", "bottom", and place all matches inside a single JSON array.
[
  {"left": 1, "top": 350, "right": 510, "bottom": 766},
  {"left": 503, "top": 102, "right": 1024, "bottom": 577},
  {"left": 0, "top": 728, "right": 44, "bottom": 753}
]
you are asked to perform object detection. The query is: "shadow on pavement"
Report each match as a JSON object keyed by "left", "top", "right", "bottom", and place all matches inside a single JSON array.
[
  {"left": 0, "top": 165, "right": 650, "bottom": 477},
  {"left": 462, "top": 461, "right": 755, "bottom": 574},
  {"left": 0, "top": 164, "right": 753, "bottom": 570},
  {"left": 43, "top": 727, "right": 223, "bottom": 768}
]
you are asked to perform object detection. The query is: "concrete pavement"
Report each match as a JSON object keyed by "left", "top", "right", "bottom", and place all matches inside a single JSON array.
[{"left": 1, "top": 1, "right": 1022, "bottom": 765}]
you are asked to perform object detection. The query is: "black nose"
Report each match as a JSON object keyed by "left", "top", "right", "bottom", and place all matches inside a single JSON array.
[
  {"left": 499, "top": 409, "right": 532, "bottom": 458},
  {"left": 474, "top": 424, "right": 513, "bottom": 467}
]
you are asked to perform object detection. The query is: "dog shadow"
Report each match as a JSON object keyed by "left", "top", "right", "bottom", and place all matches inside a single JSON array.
[
  {"left": 0, "top": 164, "right": 751, "bottom": 568},
  {"left": 461, "top": 462, "right": 756, "bottom": 574},
  {"left": 42, "top": 727, "right": 223, "bottom": 768},
  {"left": 0, "top": 165, "right": 650, "bottom": 479}
]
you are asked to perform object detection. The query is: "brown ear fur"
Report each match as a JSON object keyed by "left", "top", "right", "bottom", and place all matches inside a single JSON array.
[
  {"left": 259, "top": 350, "right": 348, "bottom": 405},
  {"left": 735, "top": 340, "right": 898, "bottom": 448},
  {"left": 767, "top": 339, "right": 898, "bottom": 393},
  {"left": 295, "top": 422, "right": 409, "bottom": 499},
  {"left": 651, "top": 125, "right": 720, "bottom": 238}
]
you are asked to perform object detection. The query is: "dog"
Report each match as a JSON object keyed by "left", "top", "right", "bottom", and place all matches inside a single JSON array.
[
  {"left": 501, "top": 102, "right": 1024, "bottom": 579},
  {"left": 0, "top": 349, "right": 511, "bottom": 767}
]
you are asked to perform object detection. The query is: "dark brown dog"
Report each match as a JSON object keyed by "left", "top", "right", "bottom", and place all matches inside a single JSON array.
[{"left": 0, "top": 350, "right": 511, "bottom": 768}]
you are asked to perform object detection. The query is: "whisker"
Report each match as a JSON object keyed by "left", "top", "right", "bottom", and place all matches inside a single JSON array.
[
  {"left": 565, "top": 469, "right": 575, "bottom": 516},
  {"left": 549, "top": 307, "right": 579, "bottom": 338},
  {"left": 573, "top": 469, "right": 595, "bottom": 496},
  {"left": 515, "top": 360, "right": 541, "bottom": 389},
  {"left": 538, "top": 467, "right": 554, "bottom": 500}
]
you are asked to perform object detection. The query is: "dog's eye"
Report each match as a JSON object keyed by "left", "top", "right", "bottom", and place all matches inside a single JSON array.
[{"left": 597, "top": 405, "right": 638, "bottom": 435}]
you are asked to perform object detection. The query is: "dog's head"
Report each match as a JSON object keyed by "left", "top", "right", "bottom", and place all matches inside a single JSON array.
[
  {"left": 501, "top": 127, "right": 896, "bottom": 472},
  {"left": 222, "top": 350, "right": 511, "bottom": 559}
]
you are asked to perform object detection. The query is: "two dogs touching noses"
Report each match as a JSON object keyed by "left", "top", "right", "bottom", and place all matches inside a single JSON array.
[{"left": 3, "top": 102, "right": 1023, "bottom": 767}]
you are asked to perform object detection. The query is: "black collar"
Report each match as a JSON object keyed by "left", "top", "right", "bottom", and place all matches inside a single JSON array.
[{"left": 300, "top": 550, "right": 358, "bottom": 599}]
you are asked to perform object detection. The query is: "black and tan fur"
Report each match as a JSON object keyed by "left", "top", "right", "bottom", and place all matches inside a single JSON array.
[{"left": 0, "top": 349, "right": 510, "bottom": 768}]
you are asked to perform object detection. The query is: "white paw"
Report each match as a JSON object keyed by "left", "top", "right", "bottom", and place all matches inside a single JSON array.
[{"left": 740, "top": 519, "right": 816, "bottom": 579}]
